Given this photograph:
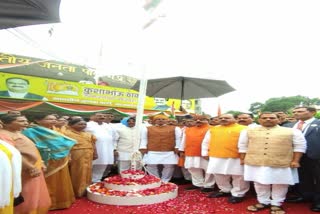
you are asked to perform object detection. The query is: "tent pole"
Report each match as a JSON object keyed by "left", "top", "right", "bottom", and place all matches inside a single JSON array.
[{"left": 180, "top": 78, "right": 185, "bottom": 109}]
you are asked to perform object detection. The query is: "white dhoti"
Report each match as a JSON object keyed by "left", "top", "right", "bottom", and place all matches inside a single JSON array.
[
  {"left": 144, "top": 151, "right": 178, "bottom": 182},
  {"left": 254, "top": 182, "right": 289, "bottom": 206},
  {"left": 207, "top": 157, "right": 249, "bottom": 197},
  {"left": 244, "top": 165, "right": 296, "bottom": 206},
  {"left": 185, "top": 156, "right": 215, "bottom": 188}
]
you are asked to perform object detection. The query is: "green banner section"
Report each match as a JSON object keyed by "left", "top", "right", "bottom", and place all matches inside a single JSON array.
[
  {"left": 0, "top": 72, "right": 195, "bottom": 112},
  {"left": 0, "top": 53, "right": 95, "bottom": 83}
]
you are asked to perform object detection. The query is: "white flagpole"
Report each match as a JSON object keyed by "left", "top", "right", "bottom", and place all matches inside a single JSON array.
[{"left": 131, "top": 65, "right": 147, "bottom": 170}]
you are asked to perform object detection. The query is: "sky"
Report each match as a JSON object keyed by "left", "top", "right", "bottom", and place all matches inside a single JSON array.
[{"left": 1, "top": 0, "right": 320, "bottom": 116}]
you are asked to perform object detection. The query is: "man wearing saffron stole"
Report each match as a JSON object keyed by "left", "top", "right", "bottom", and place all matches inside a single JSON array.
[
  {"left": 179, "top": 115, "right": 215, "bottom": 192},
  {"left": 140, "top": 114, "right": 181, "bottom": 182}
]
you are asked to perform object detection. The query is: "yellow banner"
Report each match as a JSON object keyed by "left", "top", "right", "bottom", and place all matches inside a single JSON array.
[{"left": 0, "top": 72, "right": 195, "bottom": 112}]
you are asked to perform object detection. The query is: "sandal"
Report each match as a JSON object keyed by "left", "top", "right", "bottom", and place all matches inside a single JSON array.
[
  {"left": 270, "top": 206, "right": 286, "bottom": 214},
  {"left": 247, "top": 203, "right": 271, "bottom": 212}
]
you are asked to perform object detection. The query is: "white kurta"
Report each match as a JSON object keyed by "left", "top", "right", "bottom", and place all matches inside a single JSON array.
[
  {"left": 238, "top": 127, "right": 307, "bottom": 185},
  {"left": 115, "top": 126, "right": 138, "bottom": 161},
  {"left": 140, "top": 125, "right": 181, "bottom": 165},
  {"left": 201, "top": 130, "right": 244, "bottom": 175},
  {"left": 85, "top": 121, "right": 118, "bottom": 165}
]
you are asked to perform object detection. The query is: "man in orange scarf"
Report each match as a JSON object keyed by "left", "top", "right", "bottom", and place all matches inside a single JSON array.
[{"left": 179, "top": 115, "right": 215, "bottom": 192}]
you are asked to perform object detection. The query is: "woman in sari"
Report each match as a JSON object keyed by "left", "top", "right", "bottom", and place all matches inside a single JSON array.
[
  {"left": 60, "top": 118, "right": 97, "bottom": 197},
  {"left": 0, "top": 114, "right": 51, "bottom": 214},
  {"left": 22, "top": 114, "right": 75, "bottom": 210}
]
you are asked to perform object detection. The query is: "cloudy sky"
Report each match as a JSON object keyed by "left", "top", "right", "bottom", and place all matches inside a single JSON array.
[{"left": 1, "top": 0, "right": 320, "bottom": 115}]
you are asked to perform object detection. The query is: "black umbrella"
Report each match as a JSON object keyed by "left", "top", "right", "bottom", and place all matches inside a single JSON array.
[{"left": 131, "top": 76, "right": 235, "bottom": 100}]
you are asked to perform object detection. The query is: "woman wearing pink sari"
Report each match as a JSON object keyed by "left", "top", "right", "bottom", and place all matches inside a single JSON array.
[{"left": 0, "top": 114, "right": 51, "bottom": 214}]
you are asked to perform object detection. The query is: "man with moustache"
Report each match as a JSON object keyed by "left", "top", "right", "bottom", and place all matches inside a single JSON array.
[
  {"left": 202, "top": 114, "right": 249, "bottom": 203},
  {"left": 179, "top": 115, "right": 215, "bottom": 192},
  {"left": 239, "top": 112, "right": 306, "bottom": 213},
  {"left": 85, "top": 113, "right": 118, "bottom": 182},
  {"left": 140, "top": 114, "right": 181, "bottom": 182}
]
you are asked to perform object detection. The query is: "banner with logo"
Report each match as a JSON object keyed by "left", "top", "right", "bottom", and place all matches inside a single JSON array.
[{"left": 0, "top": 72, "right": 195, "bottom": 112}]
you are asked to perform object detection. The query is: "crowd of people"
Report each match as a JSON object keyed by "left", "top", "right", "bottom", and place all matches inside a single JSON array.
[{"left": 0, "top": 106, "right": 319, "bottom": 214}]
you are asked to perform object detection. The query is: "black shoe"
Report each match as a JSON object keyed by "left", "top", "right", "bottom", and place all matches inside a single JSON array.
[
  {"left": 171, "top": 178, "right": 192, "bottom": 185},
  {"left": 13, "top": 194, "right": 24, "bottom": 207},
  {"left": 228, "top": 196, "right": 244, "bottom": 204},
  {"left": 311, "top": 204, "right": 320, "bottom": 212},
  {"left": 208, "top": 191, "right": 231, "bottom": 198},
  {"left": 285, "top": 196, "right": 305, "bottom": 203},
  {"left": 184, "top": 185, "right": 201, "bottom": 191},
  {"left": 201, "top": 188, "right": 215, "bottom": 193},
  {"left": 180, "top": 180, "right": 192, "bottom": 185}
]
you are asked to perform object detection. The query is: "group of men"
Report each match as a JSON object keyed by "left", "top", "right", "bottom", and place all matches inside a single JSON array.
[
  {"left": 137, "top": 107, "right": 320, "bottom": 213},
  {"left": 71, "top": 106, "right": 320, "bottom": 213}
]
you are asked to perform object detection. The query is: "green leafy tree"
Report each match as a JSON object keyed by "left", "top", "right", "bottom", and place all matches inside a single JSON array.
[
  {"left": 251, "top": 96, "right": 320, "bottom": 113},
  {"left": 249, "top": 102, "right": 264, "bottom": 115}
]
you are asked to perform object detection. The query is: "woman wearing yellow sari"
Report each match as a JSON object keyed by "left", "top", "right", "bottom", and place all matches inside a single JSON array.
[
  {"left": 0, "top": 114, "right": 51, "bottom": 214},
  {"left": 23, "top": 114, "right": 76, "bottom": 210},
  {"left": 61, "top": 118, "right": 97, "bottom": 197}
]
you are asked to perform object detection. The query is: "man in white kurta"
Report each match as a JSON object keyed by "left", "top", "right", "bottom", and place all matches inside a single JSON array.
[
  {"left": 140, "top": 114, "right": 181, "bottom": 182},
  {"left": 202, "top": 114, "right": 250, "bottom": 203},
  {"left": 85, "top": 113, "right": 118, "bottom": 182},
  {"left": 115, "top": 117, "right": 139, "bottom": 173},
  {"left": 239, "top": 112, "right": 306, "bottom": 213}
]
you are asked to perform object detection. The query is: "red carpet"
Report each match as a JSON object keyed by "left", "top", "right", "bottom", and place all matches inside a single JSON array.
[{"left": 49, "top": 185, "right": 315, "bottom": 214}]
